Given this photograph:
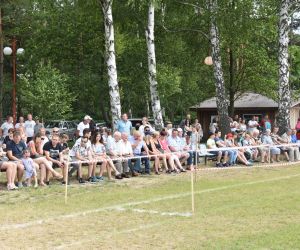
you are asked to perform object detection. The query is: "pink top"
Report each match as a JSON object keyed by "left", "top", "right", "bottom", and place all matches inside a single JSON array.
[
  {"left": 296, "top": 121, "right": 300, "bottom": 130},
  {"left": 159, "top": 138, "right": 170, "bottom": 152}
]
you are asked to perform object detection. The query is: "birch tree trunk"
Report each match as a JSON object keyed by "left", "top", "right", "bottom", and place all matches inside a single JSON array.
[
  {"left": 99, "top": 0, "right": 121, "bottom": 129},
  {"left": 145, "top": 0, "right": 164, "bottom": 129},
  {"left": 278, "top": 0, "right": 291, "bottom": 134},
  {"left": 209, "top": 0, "right": 231, "bottom": 136},
  {"left": 0, "top": 8, "right": 3, "bottom": 121}
]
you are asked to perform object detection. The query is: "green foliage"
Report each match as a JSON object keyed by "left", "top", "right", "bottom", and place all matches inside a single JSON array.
[
  {"left": 19, "top": 63, "right": 75, "bottom": 120},
  {"left": 1, "top": 0, "right": 299, "bottom": 123}
]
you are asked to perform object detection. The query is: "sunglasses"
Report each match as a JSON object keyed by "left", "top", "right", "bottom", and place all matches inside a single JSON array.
[{"left": 53, "top": 131, "right": 59, "bottom": 133}]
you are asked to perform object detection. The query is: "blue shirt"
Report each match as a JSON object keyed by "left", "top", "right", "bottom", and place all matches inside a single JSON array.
[
  {"left": 291, "top": 134, "right": 297, "bottom": 143},
  {"left": 7, "top": 140, "right": 27, "bottom": 159},
  {"left": 117, "top": 120, "right": 132, "bottom": 134}
]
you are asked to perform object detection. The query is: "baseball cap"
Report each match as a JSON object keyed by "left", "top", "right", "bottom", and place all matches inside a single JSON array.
[
  {"left": 84, "top": 115, "right": 92, "bottom": 120},
  {"left": 177, "top": 128, "right": 183, "bottom": 132},
  {"left": 227, "top": 133, "right": 233, "bottom": 138}
]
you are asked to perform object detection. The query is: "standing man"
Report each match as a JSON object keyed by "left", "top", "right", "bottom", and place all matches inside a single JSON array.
[
  {"left": 1, "top": 116, "right": 14, "bottom": 137},
  {"left": 34, "top": 116, "right": 44, "bottom": 135},
  {"left": 76, "top": 115, "right": 92, "bottom": 137},
  {"left": 24, "top": 114, "right": 36, "bottom": 143},
  {"left": 116, "top": 113, "right": 132, "bottom": 135}
]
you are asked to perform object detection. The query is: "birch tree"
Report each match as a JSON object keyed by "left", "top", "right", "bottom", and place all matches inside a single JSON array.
[
  {"left": 99, "top": 0, "right": 121, "bottom": 129},
  {"left": 209, "top": 0, "right": 230, "bottom": 135},
  {"left": 145, "top": 0, "right": 164, "bottom": 129},
  {"left": 277, "top": 0, "right": 291, "bottom": 134}
]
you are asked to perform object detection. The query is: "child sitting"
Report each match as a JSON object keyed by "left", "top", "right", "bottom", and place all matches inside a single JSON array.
[{"left": 22, "top": 149, "right": 38, "bottom": 188}]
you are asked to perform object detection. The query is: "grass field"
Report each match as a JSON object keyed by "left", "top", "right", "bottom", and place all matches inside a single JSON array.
[{"left": 0, "top": 164, "right": 300, "bottom": 249}]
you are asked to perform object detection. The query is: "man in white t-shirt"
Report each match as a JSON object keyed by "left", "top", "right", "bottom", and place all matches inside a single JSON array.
[
  {"left": 118, "top": 132, "right": 133, "bottom": 177},
  {"left": 1, "top": 116, "right": 14, "bottom": 137},
  {"left": 76, "top": 115, "right": 91, "bottom": 137},
  {"left": 15, "top": 116, "right": 25, "bottom": 130},
  {"left": 24, "top": 114, "right": 36, "bottom": 142}
]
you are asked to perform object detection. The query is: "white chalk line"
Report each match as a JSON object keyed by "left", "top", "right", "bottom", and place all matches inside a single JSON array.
[
  {"left": 113, "top": 207, "right": 192, "bottom": 217},
  {"left": 1, "top": 172, "right": 300, "bottom": 231}
]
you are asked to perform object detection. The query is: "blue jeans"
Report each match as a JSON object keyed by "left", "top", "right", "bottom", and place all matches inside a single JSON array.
[
  {"left": 228, "top": 150, "right": 238, "bottom": 165},
  {"left": 130, "top": 154, "right": 150, "bottom": 173},
  {"left": 187, "top": 151, "right": 194, "bottom": 166}
]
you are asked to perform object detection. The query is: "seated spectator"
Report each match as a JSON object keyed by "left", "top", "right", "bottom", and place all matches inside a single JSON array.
[
  {"left": 3, "top": 128, "right": 14, "bottom": 146},
  {"left": 151, "top": 131, "right": 169, "bottom": 172},
  {"left": 144, "top": 134, "right": 160, "bottom": 174},
  {"left": 291, "top": 129, "right": 298, "bottom": 143},
  {"left": 159, "top": 130, "right": 183, "bottom": 173},
  {"left": 225, "top": 133, "right": 251, "bottom": 166},
  {"left": 0, "top": 147, "right": 18, "bottom": 190},
  {"left": 69, "top": 135, "right": 94, "bottom": 183},
  {"left": 118, "top": 133, "right": 134, "bottom": 178},
  {"left": 251, "top": 129, "right": 269, "bottom": 163},
  {"left": 43, "top": 134, "right": 68, "bottom": 185},
  {"left": 177, "top": 128, "right": 192, "bottom": 170},
  {"left": 22, "top": 149, "right": 38, "bottom": 188},
  {"left": 28, "top": 133, "right": 63, "bottom": 184},
  {"left": 6, "top": 131, "right": 28, "bottom": 187},
  {"left": 242, "top": 132, "right": 259, "bottom": 162},
  {"left": 214, "top": 131, "right": 233, "bottom": 166},
  {"left": 39, "top": 128, "right": 49, "bottom": 147},
  {"left": 92, "top": 132, "right": 120, "bottom": 180},
  {"left": 271, "top": 126, "right": 289, "bottom": 161},
  {"left": 206, "top": 132, "right": 228, "bottom": 167},
  {"left": 185, "top": 133, "right": 196, "bottom": 169},
  {"left": 129, "top": 131, "right": 151, "bottom": 174},
  {"left": 59, "top": 133, "right": 70, "bottom": 156},
  {"left": 281, "top": 129, "right": 300, "bottom": 162},
  {"left": 168, "top": 129, "right": 189, "bottom": 169},
  {"left": 105, "top": 131, "right": 124, "bottom": 178},
  {"left": 262, "top": 129, "right": 281, "bottom": 162}
]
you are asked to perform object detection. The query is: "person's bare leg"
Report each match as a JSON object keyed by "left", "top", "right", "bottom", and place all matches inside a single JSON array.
[
  {"left": 99, "top": 160, "right": 107, "bottom": 177},
  {"left": 17, "top": 163, "right": 24, "bottom": 183},
  {"left": 78, "top": 164, "right": 82, "bottom": 179},
  {"left": 88, "top": 163, "right": 93, "bottom": 178}
]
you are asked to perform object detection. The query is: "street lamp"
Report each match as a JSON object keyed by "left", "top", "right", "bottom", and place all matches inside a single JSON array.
[
  {"left": 204, "top": 56, "right": 213, "bottom": 66},
  {"left": 3, "top": 39, "right": 24, "bottom": 124}
]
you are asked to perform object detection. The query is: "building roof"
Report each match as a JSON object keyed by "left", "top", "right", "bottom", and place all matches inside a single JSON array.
[{"left": 190, "top": 92, "right": 278, "bottom": 109}]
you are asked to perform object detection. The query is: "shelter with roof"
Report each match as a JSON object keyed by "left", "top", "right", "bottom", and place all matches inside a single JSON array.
[{"left": 190, "top": 92, "right": 300, "bottom": 139}]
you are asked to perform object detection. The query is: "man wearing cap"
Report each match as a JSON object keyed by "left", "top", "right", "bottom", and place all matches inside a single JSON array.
[
  {"left": 77, "top": 115, "right": 92, "bottom": 137},
  {"left": 116, "top": 113, "right": 132, "bottom": 135}
]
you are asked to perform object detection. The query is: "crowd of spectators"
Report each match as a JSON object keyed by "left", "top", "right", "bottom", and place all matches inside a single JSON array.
[{"left": 0, "top": 112, "right": 299, "bottom": 191}]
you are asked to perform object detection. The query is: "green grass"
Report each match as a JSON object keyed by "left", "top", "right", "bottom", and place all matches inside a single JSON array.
[{"left": 0, "top": 165, "right": 300, "bottom": 249}]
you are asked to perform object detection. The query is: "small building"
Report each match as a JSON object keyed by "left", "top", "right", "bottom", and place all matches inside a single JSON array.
[{"left": 190, "top": 92, "right": 300, "bottom": 138}]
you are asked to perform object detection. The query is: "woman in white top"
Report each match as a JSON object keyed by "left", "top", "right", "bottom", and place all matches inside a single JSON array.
[{"left": 91, "top": 132, "right": 120, "bottom": 180}]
